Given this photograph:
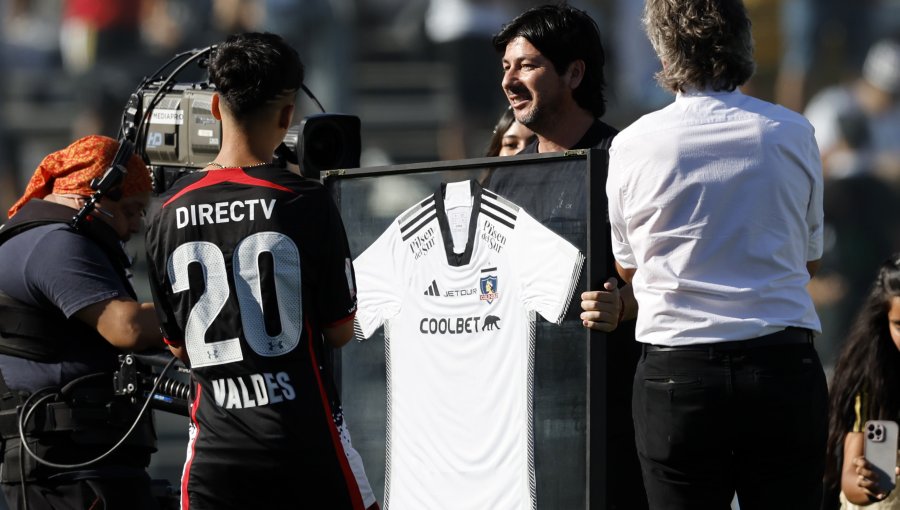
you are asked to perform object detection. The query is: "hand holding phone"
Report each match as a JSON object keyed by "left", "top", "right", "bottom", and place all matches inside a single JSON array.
[{"left": 864, "top": 420, "right": 899, "bottom": 495}]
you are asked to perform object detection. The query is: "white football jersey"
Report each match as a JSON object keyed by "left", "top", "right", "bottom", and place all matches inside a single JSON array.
[{"left": 354, "top": 180, "right": 584, "bottom": 510}]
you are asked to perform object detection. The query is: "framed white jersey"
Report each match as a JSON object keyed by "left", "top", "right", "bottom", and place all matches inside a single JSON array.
[{"left": 353, "top": 179, "right": 584, "bottom": 510}]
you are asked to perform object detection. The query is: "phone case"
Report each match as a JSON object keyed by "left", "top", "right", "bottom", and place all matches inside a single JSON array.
[{"left": 864, "top": 420, "right": 899, "bottom": 494}]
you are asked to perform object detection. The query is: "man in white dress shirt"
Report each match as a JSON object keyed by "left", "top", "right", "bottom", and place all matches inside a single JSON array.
[{"left": 604, "top": 0, "right": 828, "bottom": 508}]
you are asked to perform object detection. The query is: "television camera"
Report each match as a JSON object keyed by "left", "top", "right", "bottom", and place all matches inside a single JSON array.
[
  {"left": 72, "top": 44, "right": 361, "bottom": 230},
  {"left": 95, "top": 45, "right": 362, "bottom": 410},
  {"left": 34, "top": 44, "right": 362, "bottom": 483},
  {"left": 119, "top": 45, "right": 361, "bottom": 197},
  {"left": 138, "top": 82, "right": 362, "bottom": 192}
]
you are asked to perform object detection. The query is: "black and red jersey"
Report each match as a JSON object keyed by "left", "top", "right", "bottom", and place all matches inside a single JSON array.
[{"left": 145, "top": 165, "right": 362, "bottom": 510}]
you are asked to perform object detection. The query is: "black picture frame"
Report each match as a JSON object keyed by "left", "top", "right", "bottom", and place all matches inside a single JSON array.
[{"left": 323, "top": 149, "right": 617, "bottom": 509}]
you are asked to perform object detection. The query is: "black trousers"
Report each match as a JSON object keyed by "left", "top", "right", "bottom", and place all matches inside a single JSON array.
[{"left": 632, "top": 335, "right": 828, "bottom": 510}]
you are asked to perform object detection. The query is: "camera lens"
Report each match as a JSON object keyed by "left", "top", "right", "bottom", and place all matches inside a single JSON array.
[
  {"left": 296, "top": 114, "right": 361, "bottom": 178},
  {"left": 305, "top": 121, "right": 344, "bottom": 169},
  {"left": 869, "top": 433, "right": 875, "bottom": 439}
]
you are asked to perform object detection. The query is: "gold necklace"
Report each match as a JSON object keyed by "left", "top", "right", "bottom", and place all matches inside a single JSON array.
[{"left": 206, "top": 161, "right": 270, "bottom": 169}]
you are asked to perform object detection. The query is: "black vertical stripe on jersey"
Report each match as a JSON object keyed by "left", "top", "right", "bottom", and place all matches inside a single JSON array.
[
  {"left": 182, "top": 382, "right": 203, "bottom": 510},
  {"left": 435, "top": 180, "right": 484, "bottom": 267},
  {"left": 257, "top": 251, "right": 283, "bottom": 336},
  {"left": 304, "top": 320, "right": 366, "bottom": 510}
]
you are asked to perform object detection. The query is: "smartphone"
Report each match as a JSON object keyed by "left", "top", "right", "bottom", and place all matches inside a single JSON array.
[{"left": 864, "top": 420, "right": 899, "bottom": 494}]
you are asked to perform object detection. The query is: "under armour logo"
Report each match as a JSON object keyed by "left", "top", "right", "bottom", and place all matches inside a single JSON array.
[{"left": 269, "top": 340, "right": 284, "bottom": 351}]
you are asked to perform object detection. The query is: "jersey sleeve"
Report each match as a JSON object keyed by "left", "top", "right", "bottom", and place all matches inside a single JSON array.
[
  {"left": 352, "top": 222, "right": 403, "bottom": 340},
  {"left": 144, "top": 208, "right": 185, "bottom": 344},
  {"left": 511, "top": 210, "right": 584, "bottom": 324},
  {"left": 146, "top": 251, "right": 184, "bottom": 345},
  {"left": 314, "top": 193, "right": 359, "bottom": 327}
]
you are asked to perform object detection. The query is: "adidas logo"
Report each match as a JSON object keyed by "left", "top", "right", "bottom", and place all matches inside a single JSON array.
[{"left": 424, "top": 280, "right": 440, "bottom": 296}]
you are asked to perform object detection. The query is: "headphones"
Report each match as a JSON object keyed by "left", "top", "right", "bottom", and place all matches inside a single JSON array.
[{"left": 70, "top": 137, "right": 135, "bottom": 230}]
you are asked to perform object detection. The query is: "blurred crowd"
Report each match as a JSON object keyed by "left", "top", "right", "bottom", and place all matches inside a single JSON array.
[
  {"left": 0, "top": 0, "right": 357, "bottom": 207},
  {"left": 1, "top": 0, "right": 900, "bottom": 370}
]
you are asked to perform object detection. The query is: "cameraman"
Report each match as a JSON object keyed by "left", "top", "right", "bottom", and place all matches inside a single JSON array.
[
  {"left": 145, "top": 33, "right": 377, "bottom": 510},
  {"left": 0, "top": 135, "right": 165, "bottom": 509}
]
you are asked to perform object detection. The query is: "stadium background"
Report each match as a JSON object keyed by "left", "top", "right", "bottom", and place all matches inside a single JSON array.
[{"left": 1, "top": 0, "right": 899, "bottom": 504}]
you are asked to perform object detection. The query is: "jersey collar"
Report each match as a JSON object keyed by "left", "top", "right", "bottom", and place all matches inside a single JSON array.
[{"left": 433, "top": 179, "right": 483, "bottom": 267}]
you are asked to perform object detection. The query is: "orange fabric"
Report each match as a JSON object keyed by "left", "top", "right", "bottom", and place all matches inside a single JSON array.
[{"left": 9, "top": 135, "right": 151, "bottom": 218}]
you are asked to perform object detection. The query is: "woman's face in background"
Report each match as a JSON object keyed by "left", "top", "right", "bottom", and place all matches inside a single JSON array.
[
  {"left": 499, "top": 120, "right": 535, "bottom": 157},
  {"left": 888, "top": 296, "right": 900, "bottom": 351}
]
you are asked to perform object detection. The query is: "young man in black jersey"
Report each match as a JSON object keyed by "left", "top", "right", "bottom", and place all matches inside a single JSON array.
[{"left": 145, "top": 32, "right": 376, "bottom": 510}]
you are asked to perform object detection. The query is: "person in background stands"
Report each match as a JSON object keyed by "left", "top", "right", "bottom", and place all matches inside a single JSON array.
[{"left": 824, "top": 255, "right": 900, "bottom": 510}]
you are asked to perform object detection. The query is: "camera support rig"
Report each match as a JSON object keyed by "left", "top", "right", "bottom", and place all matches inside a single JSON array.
[{"left": 114, "top": 352, "right": 191, "bottom": 417}]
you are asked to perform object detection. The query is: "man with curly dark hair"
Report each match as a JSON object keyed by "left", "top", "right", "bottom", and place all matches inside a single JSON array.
[
  {"left": 492, "top": 3, "right": 616, "bottom": 155},
  {"left": 605, "top": 0, "right": 827, "bottom": 508}
]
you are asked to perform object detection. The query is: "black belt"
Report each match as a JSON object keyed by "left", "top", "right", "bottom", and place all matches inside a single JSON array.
[
  {"left": 0, "top": 402, "right": 114, "bottom": 439},
  {"left": 643, "top": 327, "right": 814, "bottom": 353}
]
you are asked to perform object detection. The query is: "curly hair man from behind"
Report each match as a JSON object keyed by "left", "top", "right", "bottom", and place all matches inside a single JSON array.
[{"left": 606, "top": 0, "right": 828, "bottom": 508}]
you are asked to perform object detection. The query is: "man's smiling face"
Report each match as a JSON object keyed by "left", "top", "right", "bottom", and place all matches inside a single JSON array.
[{"left": 501, "top": 36, "right": 569, "bottom": 131}]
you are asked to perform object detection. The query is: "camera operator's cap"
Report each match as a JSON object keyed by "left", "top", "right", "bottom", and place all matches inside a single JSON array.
[
  {"left": 8, "top": 135, "right": 151, "bottom": 218},
  {"left": 863, "top": 39, "right": 900, "bottom": 95}
]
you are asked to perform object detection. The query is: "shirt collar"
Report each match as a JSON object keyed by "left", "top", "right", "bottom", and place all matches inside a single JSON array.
[{"left": 676, "top": 87, "right": 743, "bottom": 100}]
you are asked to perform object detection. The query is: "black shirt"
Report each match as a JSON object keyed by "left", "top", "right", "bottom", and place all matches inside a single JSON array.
[
  {"left": 145, "top": 165, "right": 364, "bottom": 509},
  {"left": 486, "top": 119, "right": 619, "bottom": 225},
  {"left": 518, "top": 118, "right": 619, "bottom": 153}
]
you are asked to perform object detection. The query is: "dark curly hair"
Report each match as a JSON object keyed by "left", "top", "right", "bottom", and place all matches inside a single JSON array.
[
  {"left": 207, "top": 32, "right": 304, "bottom": 120},
  {"left": 643, "top": 0, "right": 755, "bottom": 92},
  {"left": 492, "top": 3, "right": 607, "bottom": 118},
  {"left": 824, "top": 255, "right": 900, "bottom": 491}
]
